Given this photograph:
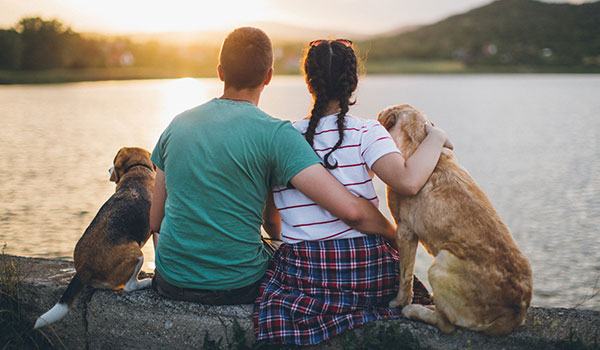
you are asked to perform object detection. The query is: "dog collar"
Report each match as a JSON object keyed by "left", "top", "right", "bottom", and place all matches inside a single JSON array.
[
  {"left": 124, "top": 163, "right": 154, "bottom": 174},
  {"left": 113, "top": 163, "right": 154, "bottom": 184}
]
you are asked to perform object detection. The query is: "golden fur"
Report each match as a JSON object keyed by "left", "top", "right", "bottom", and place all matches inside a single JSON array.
[{"left": 377, "top": 105, "right": 532, "bottom": 336}]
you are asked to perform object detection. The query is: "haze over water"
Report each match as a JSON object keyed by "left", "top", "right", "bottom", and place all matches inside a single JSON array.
[{"left": 0, "top": 74, "right": 598, "bottom": 311}]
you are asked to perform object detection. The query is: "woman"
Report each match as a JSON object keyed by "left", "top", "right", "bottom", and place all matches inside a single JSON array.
[{"left": 254, "top": 39, "right": 452, "bottom": 346}]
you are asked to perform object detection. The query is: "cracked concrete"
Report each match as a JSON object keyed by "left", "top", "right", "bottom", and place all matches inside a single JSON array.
[{"left": 2, "top": 255, "right": 599, "bottom": 349}]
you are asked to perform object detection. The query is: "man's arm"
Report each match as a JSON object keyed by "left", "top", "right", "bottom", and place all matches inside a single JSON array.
[
  {"left": 150, "top": 169, "right": 166, "bottom": 251},
  {"left": 290, "top": 164, "right": 396, "bottom": 241}
]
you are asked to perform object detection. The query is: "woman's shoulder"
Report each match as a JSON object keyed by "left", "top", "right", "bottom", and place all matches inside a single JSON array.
[{"left": 291, "top": 114, "right": 381, "bottom": 134}]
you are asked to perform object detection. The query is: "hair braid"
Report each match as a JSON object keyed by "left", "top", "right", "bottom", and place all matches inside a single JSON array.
[
  {"left": 303, "top": 43, "right": 332, "bottom": 147},
  {"left": 305, "top": 97, "right": 329, "bottom": 147},
  {"left": 303, "top": 40, "right": 358, "bottom": 169}
]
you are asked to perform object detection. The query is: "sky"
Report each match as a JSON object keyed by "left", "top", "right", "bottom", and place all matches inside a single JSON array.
[{"left": 0, "top": 0, "right": 593, "bottom": 36}]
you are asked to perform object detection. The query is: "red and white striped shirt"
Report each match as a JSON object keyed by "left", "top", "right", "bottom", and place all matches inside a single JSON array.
[{"left": 273, "top": 114, "right": 401, "bottom": 243}]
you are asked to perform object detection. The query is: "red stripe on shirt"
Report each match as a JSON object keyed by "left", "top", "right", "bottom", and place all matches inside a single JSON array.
[
  {"left": 281, "top": 234, "right": 302, "bottom": 240},
  {"left": 337, "top": 162, "right": 366, "bottom": 168},
  {"left": 278, "top": 203, "right": 318, "bottom": 211},
  {"left": 361, "top": 137, "right": 393, "bottom": 157},
  {"left": 343, "top": 179, "right": 372, "bottom": 187},
  {"left": 302, "top": 127, "right": 362, "bottom": 136},
  {"left": 318, "top": 227, "right": 354, "bottom": 240},
  {"left": 313, "top": 144, "right": 360, "bottom": 152},
  {"left": 282, "top": 227, "right": 354, "bottom": 241},
  {"left": 272, "top": 187, "right": 292, "bottom": 194},
  {"left": 293, "top": 218, "right": 341, "bottom": 228},
  {"left": 362, "top": 123, "right": 384, "bottom": 133}
]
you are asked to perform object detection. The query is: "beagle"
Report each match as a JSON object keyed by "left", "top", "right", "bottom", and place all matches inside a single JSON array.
[{"left": 34, "top": 147, "right": 156, "bottom": 328}]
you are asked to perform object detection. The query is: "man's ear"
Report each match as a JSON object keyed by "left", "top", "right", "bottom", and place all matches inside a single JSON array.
[
  {"left": 263, "top": 67, "right": 274, "bottom": 86},
  {"left": 217, "top": 64, "right": 225, "bottom": 82}
]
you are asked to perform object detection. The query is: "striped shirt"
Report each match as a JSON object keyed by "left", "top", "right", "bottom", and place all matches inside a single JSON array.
[{"left": 273, "top": 114, "right": 401, "bottom": 243}]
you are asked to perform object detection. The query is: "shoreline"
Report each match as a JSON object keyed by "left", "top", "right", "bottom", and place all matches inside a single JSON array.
[
  {"left": 1, "top": 255, "right": 598, "bottom": 349},
  {"left": 2, "top": 64, "right": 599, "bottom": 85}
]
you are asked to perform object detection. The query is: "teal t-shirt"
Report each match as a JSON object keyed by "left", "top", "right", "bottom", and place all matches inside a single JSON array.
[{"left": 151, "top": 98, "right": 320, "bottom": 290}]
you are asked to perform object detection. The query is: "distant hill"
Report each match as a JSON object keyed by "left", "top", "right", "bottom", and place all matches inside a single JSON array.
[{"left": 363, "top": 0, "right": 600, "bottom": 67}]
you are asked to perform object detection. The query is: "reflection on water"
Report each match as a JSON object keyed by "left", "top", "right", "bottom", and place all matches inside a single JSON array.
[{"left": 0, "top": 75, "right": 598, "bottom": 310}]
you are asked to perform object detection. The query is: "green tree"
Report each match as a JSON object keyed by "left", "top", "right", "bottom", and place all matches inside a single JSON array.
[
  {"left": 0, "top": 29, "right": 22, "bottom": 69},
  {"left": 16, "top": 17, "right": 74, "bottom": 70}
]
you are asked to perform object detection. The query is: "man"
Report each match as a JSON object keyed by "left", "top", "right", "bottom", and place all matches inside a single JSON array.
[{"left": 149, "top": 27, "right": 395, "bottom": 304}]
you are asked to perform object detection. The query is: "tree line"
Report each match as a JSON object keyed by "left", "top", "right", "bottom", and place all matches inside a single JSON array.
[
  {"left": 0, "top": 17, "right": 224, "bottom": 74},
  {"left": 2, "top": 1, "right": 599, "bottom": 76}
]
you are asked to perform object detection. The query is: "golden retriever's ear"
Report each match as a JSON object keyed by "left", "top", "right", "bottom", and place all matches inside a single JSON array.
[{"left": 377, "top": 108, "right": 398, "bottom": 131}]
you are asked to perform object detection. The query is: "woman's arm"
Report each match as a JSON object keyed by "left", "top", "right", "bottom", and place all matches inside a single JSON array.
[
  {"left": 371, "top": 124, "right": 452, "bottom": 196},
  {"left": 150, "top": 169, "right": 166, "bottom": 252},
  {"left": 262, "top": 191, "right": 281, "bottom": 240}
]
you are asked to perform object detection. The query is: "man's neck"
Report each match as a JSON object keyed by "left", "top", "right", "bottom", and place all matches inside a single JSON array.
[{"left": 220, "top": 86, "right": 263, "bottom": 106}]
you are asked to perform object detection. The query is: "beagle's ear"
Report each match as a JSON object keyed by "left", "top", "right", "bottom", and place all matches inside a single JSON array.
[
  {"left": 109, "top": 166, "right": 118, "bottom": 182},
  {"left": 109, "top": 148, "right": 124, "bottom": 183}
]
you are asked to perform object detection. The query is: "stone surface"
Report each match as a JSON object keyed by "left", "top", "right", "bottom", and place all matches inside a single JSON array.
[
  {"left": 2, "top": 255, "right": 599, "bottom": 349},
  {"left": 2, "top": 256, "right": 89, "bottom": 349},
  {"left": 87, "top": 289, "right": 254, "bottom": 348}
]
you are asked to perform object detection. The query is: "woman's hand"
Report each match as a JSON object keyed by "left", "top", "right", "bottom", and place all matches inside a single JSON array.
[
  {"left": 372, "top": 121, "right": 452, "bottom": 196},
  {"left": 425, "top": 122, "right": 453, "bottom": 150}
]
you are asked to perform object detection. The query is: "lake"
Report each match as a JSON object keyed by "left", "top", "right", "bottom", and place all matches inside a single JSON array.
[{"left": 0, "top": 74, "right": 598, "bottom": 311}]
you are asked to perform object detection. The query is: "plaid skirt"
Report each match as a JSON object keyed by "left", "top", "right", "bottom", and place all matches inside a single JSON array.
[{"left": 253, "top": 235, "right": 432, "bottom": 346}]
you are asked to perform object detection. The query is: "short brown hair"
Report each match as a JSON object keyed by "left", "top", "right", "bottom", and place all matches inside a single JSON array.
[{"left": 219, "top": 27, "right": 273, "bottom": 89}]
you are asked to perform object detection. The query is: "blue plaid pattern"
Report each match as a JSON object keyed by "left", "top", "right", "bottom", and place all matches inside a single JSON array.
[{"left": 254, "top": 235, "right": 421, "bottom": 345}]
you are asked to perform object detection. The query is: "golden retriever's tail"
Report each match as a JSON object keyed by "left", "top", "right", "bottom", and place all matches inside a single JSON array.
[{"left": 34, "top": 271, "right": 88, "bottom": 329}]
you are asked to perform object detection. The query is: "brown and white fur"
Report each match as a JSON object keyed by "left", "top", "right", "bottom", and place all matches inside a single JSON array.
[
  {"left": 34, "top": 147, "right": 156, "bottom": 329},
  {"left": 378, "top": 105, "right": 532, "bottom": 336}
]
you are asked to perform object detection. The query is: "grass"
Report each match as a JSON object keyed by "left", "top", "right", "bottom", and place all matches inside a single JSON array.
[
  {"left": 199, "top": 318, "right": 426, "bottom": 350},
  {"left": 574, "top": 274, "right": 600, "bottom": 310},
  {"left": 340, "top": 322, "right": 425, "bottom": 350},
  {"left": 201, "top": 318, "right": 275, "bottom": 350},
  {"left": 0, "top": 67, "right": 211, "bottom": 85},
  {"left": 365, "top": 59, "right": 467, "bottom": 74},
  {"left": 0, "top": 243, "right": 62, "bottom": 349}
]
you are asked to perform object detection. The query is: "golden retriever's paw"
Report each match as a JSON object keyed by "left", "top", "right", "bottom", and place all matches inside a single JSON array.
[
  {"left": 402, "top": 305, "right": 456, "bottom": 334},
  {"left": 401, "top": 304, "right": 420, "bottom": 319},
  {"left": 389, "top": 289, "right": 413, "bottom": 308}
]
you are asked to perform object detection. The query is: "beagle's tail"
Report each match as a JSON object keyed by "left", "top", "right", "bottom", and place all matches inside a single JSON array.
[{"left": 34, "top": 272, "right": 87, "bottom": 329}]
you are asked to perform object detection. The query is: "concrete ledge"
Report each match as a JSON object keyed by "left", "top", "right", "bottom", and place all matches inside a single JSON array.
[{"left": 2, "top": 255, "right": 599, "bottom": 349}]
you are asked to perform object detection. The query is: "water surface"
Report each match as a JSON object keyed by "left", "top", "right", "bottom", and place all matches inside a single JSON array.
[{"left": 0, "top": 75, "right": 598, "bottom": 310}]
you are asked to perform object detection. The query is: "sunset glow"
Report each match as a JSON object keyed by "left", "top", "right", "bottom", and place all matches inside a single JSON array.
[
  {"left": 0, "top": 0, "right": 595, "bottom": 36},
  {"left": 71, "top": 0, "right": 280, "bottom": 33},
  {"left": 1, "top": 0, "right": 286, "bottom": 33}
]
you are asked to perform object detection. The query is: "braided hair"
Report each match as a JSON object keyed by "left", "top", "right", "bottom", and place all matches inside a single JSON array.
[{"left": 303, "top": 40, "right": 358, "bottom": 169}]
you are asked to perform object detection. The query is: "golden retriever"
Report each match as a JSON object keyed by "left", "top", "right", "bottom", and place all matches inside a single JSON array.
[
  {"left": 377, "top": 104, "right": 532, "bottom": 336},
  {"left": 34, "top": 147, "right": 156, "bottom": 328}
]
